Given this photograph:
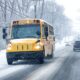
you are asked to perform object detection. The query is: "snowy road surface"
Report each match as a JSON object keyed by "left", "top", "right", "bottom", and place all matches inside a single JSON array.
[{"left": 0, "top": 45, "right": 79, "bottom": 80}]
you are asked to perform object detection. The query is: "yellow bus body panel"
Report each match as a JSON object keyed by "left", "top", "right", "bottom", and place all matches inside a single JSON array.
[{"left": 7, "top": 39, "right": 43, "bottom": 52}]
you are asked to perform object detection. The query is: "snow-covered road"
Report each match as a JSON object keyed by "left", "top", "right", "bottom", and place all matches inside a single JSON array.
[{"left": 0, "top": 43, "right": 74, "bottom": 80}]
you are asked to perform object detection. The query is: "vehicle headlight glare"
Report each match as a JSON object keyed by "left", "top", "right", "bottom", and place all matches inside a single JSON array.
[
  {"left": 35, "top": 44, "right": 42, "bottom": 49},
  {"left": 7, "top": 47, "right": 11, "bottom": 50},
  {"left": 7, "top": 43, "right": 12, "bottom": 50}
]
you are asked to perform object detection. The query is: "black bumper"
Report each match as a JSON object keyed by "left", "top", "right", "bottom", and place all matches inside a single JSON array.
[{"left": 7, "top": 51, "right": 44, "bottom": 59}]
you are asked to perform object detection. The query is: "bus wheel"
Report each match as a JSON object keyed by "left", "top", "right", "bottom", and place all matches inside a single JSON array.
[
  {"left": 7, "top": 58, "right": 13, "bottom": 65},
  {"left": 39, "top": 58, "right": 44, "bottom": 64},
  {"left": 51, "top": 46, "right": 53, "bottom": 58},
  {"left": 38, "top": 51, "right": 44, "bottom": 64},
  {"left": 47, "top": 46, "right": 53, "bottom": 59},
  {"left": 7, "top": 53, "right": 13, "bottom": 65}
]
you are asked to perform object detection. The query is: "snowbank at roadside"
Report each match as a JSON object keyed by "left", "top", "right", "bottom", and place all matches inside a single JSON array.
[{"left": 55, "top": 42, "right": 65, "bottom": 51}]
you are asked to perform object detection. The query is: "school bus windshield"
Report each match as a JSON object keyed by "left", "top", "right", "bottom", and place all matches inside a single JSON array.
[{"left": 11, "top": 24, "right": 40, "bottom": 39}]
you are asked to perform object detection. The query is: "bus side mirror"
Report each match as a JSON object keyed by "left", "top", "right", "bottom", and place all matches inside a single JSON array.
[
  {"left": 2, "top": 28, "right": 7, "bottom": 39},
  {"left": 36, "top": 31, "right": 41, "bottom": 36}
]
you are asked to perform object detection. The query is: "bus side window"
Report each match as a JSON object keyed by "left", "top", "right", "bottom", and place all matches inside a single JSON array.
[
  {"left": 42, "top": 24, "right": 48, "bottom": 38},
  {"left": 45, "top": 27, "right": 48, "bottom": 32},
  {"left": 49, "top": 25, "right": 54, "bottom": 35},
  {"left": 44, "top": 26, "right": 48, "bottom": 36},
  {"left": 44, "top": 24, "right": 48, "bottom": 34},
  {"left": 42, "top": 25, "right": 46, "bottom": 38}
]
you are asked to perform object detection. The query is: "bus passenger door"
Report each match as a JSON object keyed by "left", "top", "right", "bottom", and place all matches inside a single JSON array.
[{"left": 44, "top": 26, "right": 51, "bottom": 57}]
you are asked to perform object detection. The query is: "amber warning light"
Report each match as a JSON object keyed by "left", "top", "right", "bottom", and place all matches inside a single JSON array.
[{"left": 13, "top": 20, "right": 40, "bottom": 25}]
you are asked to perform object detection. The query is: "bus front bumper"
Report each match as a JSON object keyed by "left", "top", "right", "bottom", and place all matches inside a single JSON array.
[{"left": 7, "top": 51, "right": 44, "bottom": 60}]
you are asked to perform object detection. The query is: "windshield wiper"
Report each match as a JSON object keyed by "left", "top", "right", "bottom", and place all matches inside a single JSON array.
[{"left": 25, "top": 36, "right": 39, "bottom": 38}]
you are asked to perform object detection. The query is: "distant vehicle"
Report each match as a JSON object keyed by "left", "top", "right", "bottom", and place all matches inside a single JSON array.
[
  {"left": 2, "top": 19, "right": 55, "bottom": 64},
  {"left": 65, "top": 43, "right": 71, "bottom": 46},
  {"left": 73, "top": 41, "right": 80, "bottom": 51}
]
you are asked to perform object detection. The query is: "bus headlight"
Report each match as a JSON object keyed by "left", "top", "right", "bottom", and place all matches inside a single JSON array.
[
  {"left": 34, "top": 44, "right": 42, "bottom": 49},
  {"left": 7, "top": 43, "right": 12, "bottom": 50}
]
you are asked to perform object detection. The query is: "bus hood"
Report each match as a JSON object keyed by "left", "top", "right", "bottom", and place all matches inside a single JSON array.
[
  {"left": 10, "top": 38, "right": 39, "bottom": 44},
  {"left": 7, "top": 38, "right": 43, "bottom": 52}
]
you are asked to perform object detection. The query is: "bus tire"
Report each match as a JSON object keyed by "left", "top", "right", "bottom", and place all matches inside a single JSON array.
[
  {"left": 7, "top": 58, "right": 13, "bottom": 65},
  {"left": 39, "top": 58, "right": 44, "bottom": 64},
  {"left": 38, "top": 50, "right": 44, "bottom": 64},
  {"left": 7, "top": 53, "right": 13, "bottom": 65},
  {"left": 47, "top": 46, "right": 53, "bottom": 59},
  {"left": 51, "top": 46, "right": 54, "bottom": 58}
]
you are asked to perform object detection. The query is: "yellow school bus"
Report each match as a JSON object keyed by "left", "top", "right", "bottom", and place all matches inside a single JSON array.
[{"left": 3, "top": 19, "right": 55, "bottom": 64}]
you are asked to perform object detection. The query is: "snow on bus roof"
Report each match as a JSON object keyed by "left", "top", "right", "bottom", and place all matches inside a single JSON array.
[{"left": 12, "top": 18, "right": 53, "bottom": 27}]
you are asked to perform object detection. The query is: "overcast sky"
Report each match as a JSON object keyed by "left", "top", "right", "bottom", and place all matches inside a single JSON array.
[{"left": 56, "top": 0, "right": 80, "bottom": 33}]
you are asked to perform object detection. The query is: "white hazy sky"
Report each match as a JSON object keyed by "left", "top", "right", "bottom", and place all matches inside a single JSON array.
[
  {"left": 56, "top": 0, "right": 80, "bottom": 33},
  {"left": 56, "top": 0, "right": 80, "bottom": 21}
]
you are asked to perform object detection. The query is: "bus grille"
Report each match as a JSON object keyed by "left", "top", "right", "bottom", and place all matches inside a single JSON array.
[{"left": 16, "top": 44, "right": 33, "bottom": 51}]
